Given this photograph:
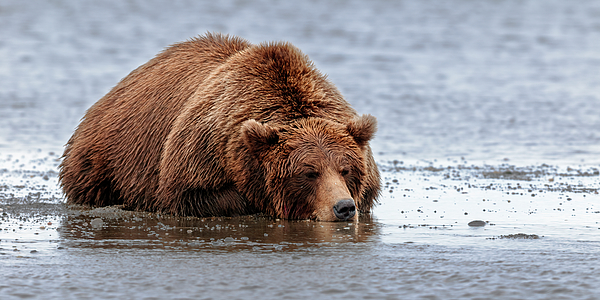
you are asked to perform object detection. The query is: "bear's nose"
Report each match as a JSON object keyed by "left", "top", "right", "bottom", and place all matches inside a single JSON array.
[{"left": 333, "top": 199, "right": 356, "bottom": 220}]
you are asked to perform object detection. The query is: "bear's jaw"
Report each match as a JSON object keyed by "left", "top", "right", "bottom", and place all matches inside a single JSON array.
[{"left": 311, "top": 208, "right": 358, "bottom": 222}]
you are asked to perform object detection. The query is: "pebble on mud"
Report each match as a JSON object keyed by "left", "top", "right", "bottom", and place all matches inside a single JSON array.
[
  {"left": 90, "top": 218, "right": 104, "bottom": 229},
  {"left": 468, "top": 220, "right": 486, "bottom": 227}
]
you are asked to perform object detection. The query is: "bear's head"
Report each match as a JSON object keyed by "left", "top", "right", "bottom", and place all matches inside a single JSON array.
[{"left": 241, "top": 115, "right": 377, "bottom": 221}]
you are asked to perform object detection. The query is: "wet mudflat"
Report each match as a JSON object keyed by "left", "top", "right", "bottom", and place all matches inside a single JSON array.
[
  {"left": 2, "top": 0, "right": 600, "bottom": 299},
  {"left": 2, "top": 156, "right": 599, "bottom": 299}
]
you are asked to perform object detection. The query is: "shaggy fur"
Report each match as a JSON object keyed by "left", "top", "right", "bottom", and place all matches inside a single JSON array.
[{"left": 60, "top": 33, "right": 380, "bottom": 221}]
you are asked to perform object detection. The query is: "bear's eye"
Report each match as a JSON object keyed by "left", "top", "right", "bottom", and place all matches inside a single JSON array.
[
  {"left": 305, "top": 171, "right": 319, "bottom": 180},
  {"left": 340, "top": 168, "right": 350, "bottom": 176}
]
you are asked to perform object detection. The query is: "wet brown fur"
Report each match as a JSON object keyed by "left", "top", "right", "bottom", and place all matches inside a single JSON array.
[{"left": 59, "top": 33, "right": 380, "bottom": 221}]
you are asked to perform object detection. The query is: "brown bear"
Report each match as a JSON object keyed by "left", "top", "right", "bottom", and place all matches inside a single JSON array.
[{"left": 59, "top": 33, "right": 380, "bottom": 221}]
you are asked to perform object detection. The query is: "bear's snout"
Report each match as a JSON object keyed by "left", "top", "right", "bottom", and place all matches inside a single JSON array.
[{"left": 333, "top": 199, "right": 356, "bottom": 220}]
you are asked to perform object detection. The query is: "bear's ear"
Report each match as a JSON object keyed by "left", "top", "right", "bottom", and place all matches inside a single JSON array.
[
  {"left": 346, "top": 114, "right": 377, "bottom": 147},
  {"left": 241, "top": 119, "right": 280, "bottom": 153}
]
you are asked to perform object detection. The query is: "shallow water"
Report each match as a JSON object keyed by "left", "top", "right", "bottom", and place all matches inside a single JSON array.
[{"left": 1, "top": 0, "right": 600, "bottom": 299}]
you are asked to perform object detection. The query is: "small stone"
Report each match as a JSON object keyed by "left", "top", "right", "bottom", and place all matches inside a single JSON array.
[
  {"left": 468, "top": 220, "right": 486, "bottom": 227},
  {"left": 90, "top": 218, "right": 104, "bottom": 229}
]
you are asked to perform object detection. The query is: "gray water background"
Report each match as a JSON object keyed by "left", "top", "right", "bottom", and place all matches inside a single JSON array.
[
  {"left": 1, "top": 1, "right": 600, "bottom": 299},
  {"left": 2, "top": 0, "right": 599, "bottom": 165}
]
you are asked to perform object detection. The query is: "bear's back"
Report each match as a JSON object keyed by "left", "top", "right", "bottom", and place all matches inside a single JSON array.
[{"left": 184, "top": 40, "right": 358, "bottom": 131}]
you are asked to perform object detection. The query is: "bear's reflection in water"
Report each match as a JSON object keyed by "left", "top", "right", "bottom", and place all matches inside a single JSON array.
[{"left": 58, "top": 206, "right": 380, "bottom": 252}]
